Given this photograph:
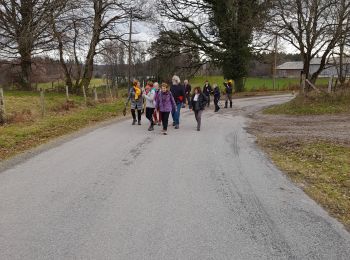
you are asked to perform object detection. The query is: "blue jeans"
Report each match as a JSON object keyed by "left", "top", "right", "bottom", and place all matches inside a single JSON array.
[{"left": 172, "top": 103, "right": 182, "bottom": 125}]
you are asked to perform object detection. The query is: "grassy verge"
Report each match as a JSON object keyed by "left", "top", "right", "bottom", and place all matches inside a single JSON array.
[
  {"left": 0, "top": 90, "right": 126, "bottom": 160},
  {"left": 258, "top": 138, "right": 350, "bottom": 230},
  {"left": 190, "top": 76, "right": 329, "bottom": 92},
  {"left": 265, "top": 91, "right": 350, "bottom": 115}
]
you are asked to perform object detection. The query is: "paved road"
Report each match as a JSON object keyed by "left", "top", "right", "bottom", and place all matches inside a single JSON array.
[{"left": 1, "top": 94, "right": 350, "bottom": 259}]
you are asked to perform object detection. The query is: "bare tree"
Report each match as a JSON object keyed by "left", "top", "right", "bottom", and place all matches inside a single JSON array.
[
  {"left": 268, "top": 0, "right": 350, "bottom": 86},
  {"left": 0, "top": 0, "right": 66, "bottom": 90}
]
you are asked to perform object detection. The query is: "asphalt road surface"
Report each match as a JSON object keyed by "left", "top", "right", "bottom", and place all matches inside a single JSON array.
[{"left": 1, "top": 94, "right": 350, "bottom": 260}]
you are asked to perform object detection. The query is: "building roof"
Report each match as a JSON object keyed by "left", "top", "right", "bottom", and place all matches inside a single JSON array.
[{"left": 277, "top": 57, "right": 350, "bottom": 70}]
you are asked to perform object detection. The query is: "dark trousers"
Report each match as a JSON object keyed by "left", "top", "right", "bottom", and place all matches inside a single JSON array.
[
  {"left": 146, "top": 107, "right": 155, "bottom": 125},
  {"left": 205, "top": 94, "right": 210, "bottom": 107},
  {"left": 131, "top": 109, "right": 141, "bottom": 122},
  {"left": 194, "top": 109, "right": 203, "bottom": 130},
  {"left": 160, "top": 111, "right": 170, "bottom": 130},
  {"left": 214, "top": 97, "right": 220, "bottom": 111},
  {"left": 225, "top": 93, "right": 232, "bottom": 108},
  {"left": 186, "top": 94, "right": 192, "bottom": 108}
]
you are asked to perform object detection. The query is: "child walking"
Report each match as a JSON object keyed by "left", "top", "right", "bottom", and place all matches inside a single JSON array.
[
  {"left": 156, "top": 83, "right": 176, "bottom": 135},
  {"left": 143, "top": 81, "right": 156, "bottom": 131}
]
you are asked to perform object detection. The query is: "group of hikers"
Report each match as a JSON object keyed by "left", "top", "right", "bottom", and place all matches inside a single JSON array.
[{"left": 125, "top": 75, "right": 234, "bottom": 135}]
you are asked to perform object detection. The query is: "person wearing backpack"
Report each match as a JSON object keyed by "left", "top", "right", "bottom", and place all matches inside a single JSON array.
[
  {"left": 156, "top": 83, "right": 176, "bottom": 135},
  {"left": 191, "top": 87, "right": 208, "bottom": 131},
  {"left": 170, "top": 75, "right": 185, "bottom": 129},
  {"left": 143, "top": 81, "right": 156, "bottom": 131}
]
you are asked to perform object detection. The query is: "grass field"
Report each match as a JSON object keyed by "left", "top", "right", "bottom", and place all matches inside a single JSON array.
[
  {"left": 190, "top": 76, "right": 329, "bottom": 92},
  {"left": 0, "top": 90, "right": 127, "bottom": 160},
  {"left": 264, "top": 91, "right": 350, "bottom": 115},
  {"left": 31, "top": 78, "right": 106, "bottom": 90}
]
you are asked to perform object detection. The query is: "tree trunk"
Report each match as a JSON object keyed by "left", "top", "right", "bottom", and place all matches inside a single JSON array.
[
  {"left": 234, "top": 77, "right": 244, "bottom": 92},
  {"left": 19, "top": 51, "right": 32, "bottom": 91}
]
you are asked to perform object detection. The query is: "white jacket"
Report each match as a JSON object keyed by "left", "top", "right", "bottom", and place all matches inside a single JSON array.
[{"left": 143, "top": 89, "right": 156, "bottom": 108}]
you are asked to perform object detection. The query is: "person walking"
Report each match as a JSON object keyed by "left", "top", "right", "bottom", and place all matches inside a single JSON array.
[
  {"left": 191, "top": 87, "right": 208, "bottom": 131},
  {"left": 203, "top": 80, "right": 212, "bottom": 107},
  {"left": 153, "top": 82, "right": 162, "bottom": 126},
  {"left": 184, "top": 79, "right": 192, "bottom": 109},
  {"left": 143, "top": 81, "right": 156, "bottom": 131},
  {"left": 224, "top": 80, "right": 233, "bottom": 108},
  {"left": 213, "top": 84, "right": 221, "bottom": 112},
  {"left": 170, "top": 75, "right": 185, "bottom": 129},
  {"left": 126, "top": 80, "right": 143, "bottom": 125},
  {"left": 156, "top": 83, "right": 176, "bottom": 135}
]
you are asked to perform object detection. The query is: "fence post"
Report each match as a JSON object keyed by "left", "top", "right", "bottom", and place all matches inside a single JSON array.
[
  {"left": 40, "top": 88, "right": 46, "bottom": 117},
  {"left": 328, "top": 76, "right": 334, "bottom": 94},
  {"left": 82, "top": 85, "right": 87, "bottom": 106},
  {"left": 300, "top": 73, "right": 306, "bottom": 95},
  {"left": 65, "top": 85, "right": 70, "bottom": 101},
  {"left": 94, "top": 87, "right": 98, "bottom": 102},
  {"left": 0, "top": 88, "right": 5, "bottom": 124}
]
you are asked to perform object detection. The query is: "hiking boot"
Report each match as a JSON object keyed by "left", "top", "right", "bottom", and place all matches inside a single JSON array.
[{"left": 132, "top": 119, "right": 137, "bottom": 125}]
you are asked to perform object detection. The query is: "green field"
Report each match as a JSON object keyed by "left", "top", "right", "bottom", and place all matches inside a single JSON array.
[
  {"left": 189, "top": 76, "right": 329, "bottom": 92},
  {"left": 34, "top": 78, "right": 106, "bottom": 90}
]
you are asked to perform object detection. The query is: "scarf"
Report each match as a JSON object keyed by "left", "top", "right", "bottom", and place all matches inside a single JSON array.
[{"left": 134, "top": 86, "right": 141, "bottom": 100}]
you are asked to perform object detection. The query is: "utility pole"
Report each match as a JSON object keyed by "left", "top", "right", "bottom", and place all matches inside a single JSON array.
[
  {"left": 128, "top": 9, "right": 133, "bottom": 89},
  {"left": 273, "top": 34, "right": 278, "bottom": 90}
]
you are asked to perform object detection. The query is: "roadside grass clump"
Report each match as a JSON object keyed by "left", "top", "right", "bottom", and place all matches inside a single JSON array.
[
  {"left": 264, "top": 90, "right": 350, "bottom": 115},
  {"left": 258, "top": 138, "right": 350, "bottom": 230}
]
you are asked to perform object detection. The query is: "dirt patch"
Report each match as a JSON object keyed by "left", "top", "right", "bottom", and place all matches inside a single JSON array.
[
  {"left": 248, "top": 112, "right": 350, "bottom": 231},
  {"left": 248, "top": 113, "right": 350, "bottom": 147}
]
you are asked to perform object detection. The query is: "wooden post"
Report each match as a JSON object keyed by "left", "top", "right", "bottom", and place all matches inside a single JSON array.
[
  {"left": 0, "top": 87, "right": 5, "bottom": 124},
  {"left": 94, "top": 87, "right": 98, "bottom": 102},
  {"left": 273, "top": 34, "right": 278, "bottom": 91},
  {"left": 328, "top": 76, "right": 334, "bottom": 93},
  {"left": 107, "top": 85, "right": 113, "bottom": 100},
  {"left": 300, "top": 73, "right": 306, "bottom": 95},
  {"left": 40, "top": 88, "right": 45, "bottom": 117},
  {"left": 65, "top": 85, "right": 70, "bottom": 101},
  {"left": 82, "top": 85, "right": 87, "bottom": 106}
]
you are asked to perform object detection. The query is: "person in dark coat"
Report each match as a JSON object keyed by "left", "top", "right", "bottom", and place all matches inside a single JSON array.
[
  {"left": 213, "top": 84, "right": 221, "bottom": 112},
  {"left": 184, "top": 79, "right": 192, "bottom": 109},
  {"left": 224, "top": 80, "right": 233, "bottom": 108},
  {"left": 191, "top": 87, "right": 208, "bottom": 131},
  {"left": 203, "top": 80, "right": 212, "bottom": 107},
  {"left": 170, "top": 75, "right": 185, "bottom": 129}
]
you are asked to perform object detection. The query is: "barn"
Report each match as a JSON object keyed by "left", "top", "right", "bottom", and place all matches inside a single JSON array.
[{"left": 277, "top": 58, "right": 350, "bottom": 78}]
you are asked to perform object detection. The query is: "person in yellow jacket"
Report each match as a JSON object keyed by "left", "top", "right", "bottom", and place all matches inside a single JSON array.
[{"left": 126, "top": 80, "right": 143, "bottom": 125}]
